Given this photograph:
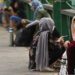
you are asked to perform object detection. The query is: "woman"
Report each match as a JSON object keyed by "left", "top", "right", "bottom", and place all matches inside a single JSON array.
[
  {"left": 29, "top": 17, "right": 65, "bottom": 71},
  {"left": 9, "top": 0, "right": 27, "bottom": 31},
  {"left": 10, "top": 0, "right": 27, "bottom": 19},
  {"left": 65, "top": 16, "right": 75, "bottom": 75},
  {"left": 31, "top": 0, "right": 50, "bottom": 20}
]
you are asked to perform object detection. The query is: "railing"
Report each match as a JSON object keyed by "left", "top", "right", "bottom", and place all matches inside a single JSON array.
[{"left": 43, "top": 1, "right": 75, "bottom": 40}]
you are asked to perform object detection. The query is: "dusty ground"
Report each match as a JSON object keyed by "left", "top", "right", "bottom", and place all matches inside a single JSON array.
[{"left": 0, "top": 27, "right": 58, "bottom": 75}]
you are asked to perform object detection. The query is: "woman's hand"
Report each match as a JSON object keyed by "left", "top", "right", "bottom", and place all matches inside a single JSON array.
[
  {"left": 64, "top": 41, "right": 70, "bottom": 48},
  {"left": 56, "top": 36, "right": 64, "bottom": 45}
]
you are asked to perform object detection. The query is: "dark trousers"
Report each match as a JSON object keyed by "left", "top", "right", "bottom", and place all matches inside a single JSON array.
[{"left": 67, "top": 41, "right": 75, "bottom": 75}]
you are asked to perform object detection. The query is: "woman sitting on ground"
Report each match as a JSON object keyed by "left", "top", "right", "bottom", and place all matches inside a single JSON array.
[{"left": 29, "top": 17, "right": 65, "bottom": 71}]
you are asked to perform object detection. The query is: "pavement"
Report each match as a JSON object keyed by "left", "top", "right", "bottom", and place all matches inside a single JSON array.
[{"left": 0, "top": 27, "right": 58, "bottom": 75}]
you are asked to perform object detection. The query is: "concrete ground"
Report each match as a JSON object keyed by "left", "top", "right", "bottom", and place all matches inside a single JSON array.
[{"left": 0, "top": 27, "right": 58, "bottom": 75}]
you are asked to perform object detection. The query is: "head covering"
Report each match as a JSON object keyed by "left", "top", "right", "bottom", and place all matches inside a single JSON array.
[
  {"left": 10, "top": 15, "right": 22, "bottom": 25},
  {"left": 35, "top": 17, "right": 55, "bottom": 71},
  {"left": 32, "top": 0, "right": 43, "bottom": 10},
  {"left": 39, "top": 17, "right": 55, "bottom": 33}
]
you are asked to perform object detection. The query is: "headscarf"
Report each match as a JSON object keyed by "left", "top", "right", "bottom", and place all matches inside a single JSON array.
[
  {"left": 32, "top": 0, "right": 43, "bottom": 10},
  {"left": 32, "top": 0, "right": 44, "bottom": 19},
  {"left": 39, "top": 17, "right": 55, "bottom": 33},
  {"left": 35, "top": 17, "right": 55, "bottom": 71}
]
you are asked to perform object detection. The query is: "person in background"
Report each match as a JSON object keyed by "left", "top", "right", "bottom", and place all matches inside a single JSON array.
[
  {"left": 26, "top": 0, "right": 51, "bottom": 34},
  {"left": 10, "top": 0, "right": 27, "bottom": 18},
  {"left": 9, "top": 0, "right": 27, "bottom": 31},
  {"left": 26, "top": 0, "right": 50, "bottom": 20},
  {"left": 2, "top": 7, "right": 11, "bottom": 28},
  {"left": 31, "top": 0, "right": 50, "bottom": 20}
]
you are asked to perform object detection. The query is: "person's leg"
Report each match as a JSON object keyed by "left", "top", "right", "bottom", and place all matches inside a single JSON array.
[
  {"left": 10, "top": 19, "right": 16, "bottom": 30},
  {"left": 67, "top": 41, "right": 75, "bottom": 75}
]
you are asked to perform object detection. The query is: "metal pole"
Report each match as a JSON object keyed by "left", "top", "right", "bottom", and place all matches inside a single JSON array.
[{"left": 9, "top": 28, "right": 14, "bottom": 46}]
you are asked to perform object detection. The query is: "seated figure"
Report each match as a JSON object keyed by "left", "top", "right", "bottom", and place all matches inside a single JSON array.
[
  {"left": 14, "top": 22, "right": 36, "bottom": 46},
  {"left": 29, "top": 17, "right": 65, "bottom": 71},
  {"left": 14, "top": 19, "right": 39, "bottom": 46}
]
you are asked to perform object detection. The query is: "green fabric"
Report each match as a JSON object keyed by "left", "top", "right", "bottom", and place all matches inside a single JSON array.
[{"left": 35, "top": 9, "right": 50, "bottom": 20}]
